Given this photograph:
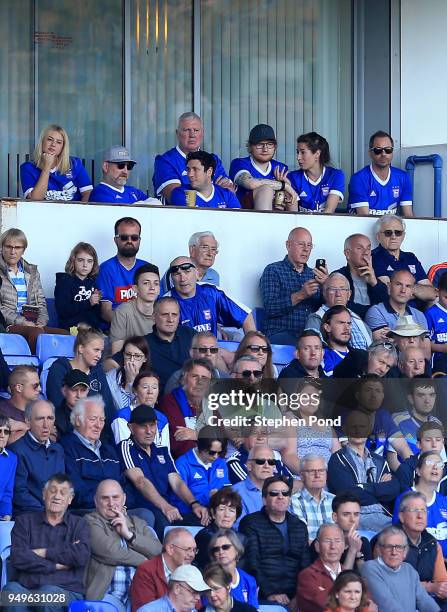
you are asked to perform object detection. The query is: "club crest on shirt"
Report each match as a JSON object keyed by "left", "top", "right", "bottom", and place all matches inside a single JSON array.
[
  {"left": 216, "top": 468, "right": 224, "bottom": 478},
  {"left": 203, "top": 309, "right": 211, "bottom": 320},
  {"left": 409, "top": 265, "right": 416, "bottom": 274},
  {"left": 392, "top": 186, "right": 400, "bottom": 198},
  {"left": 157, "top": 455, "right": 166, "bottom": 464},
  {"left": 322, "top": 186, "right": 329, "bottom": 196}
]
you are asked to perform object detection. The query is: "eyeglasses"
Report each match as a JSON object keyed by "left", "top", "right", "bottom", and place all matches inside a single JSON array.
[
  {"left": 326, "top": 287, "right": 350, "bottom": 294},
  {"left": 424, "top": 459, "right": 444, "bottom": 468},
  {"left": 211, "top": 543, "right": 233, "bottom": 553},
  {"left": 169, "top": 263, "right": 196, "bottom": 275},
  {"left": 253, "top": 458, "right": 276, "bottom": 466},
  {"left": 23, "top": 382, "right": 40, "bottom": 390},
  {"left": 115, "top": 233, "right": 140, "bottom": 242},
  {"left": 267, "top": 489, "right": 291, "bottom": 497},
  {"left": 404, "top": 508, "right": 427, "bottom": 514},
  {"left": 124, "top": 352, "right": 145, "bottom": 361},
  {"left": 380, "top": 543, "right": 406, "bottom": 551},
  {"left": 192, "top": 346, "right": 219, "bottom": 354},
  {"left": 254, "top": 142, "right": 276, "bottom": 150},
  {"left": 246, "top": 345, "right": 269, "bottom": 354},
  {"left": 301, "top": 468, "right": 327, "bottom": 475},
  {"left": 382, "top": 229, "right": 404, "bottom": 237},
  {"left": 289, "top": 240, "right": 314, "bottom": 249},
  {"left": 238, "top": 370, "right": 263, "bottom": 379},
  {"left": 172, "top": 544, "right": 198, "bottom": 555},
  {"left": 113, "top": 161, "right": 136, "bottom": 170},
  {"left": 370, "top": 147, "right": 394, "bottom": 155},
  {"left": 207, "top": 449, "right": 220, "bottom": 457},
  {"left": 198, "top": 245, "right": 219, "bottom": 254},
  {"left": 3, "top": 244, "right": 25, "bottom": 251},
  {"left": 0, "top": 428, "right": 11, "bottom": 434}
]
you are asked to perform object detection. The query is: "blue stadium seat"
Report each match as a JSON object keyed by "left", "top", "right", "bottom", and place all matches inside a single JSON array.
[
  {"left": 0, "top": 334, "right": 32, "bottom": 357},
  {"left": 69, "top": 602, "right": 119, "bottom": 612},
  {"left": 3, "top": 355, "right": 40, "bottom": 370},
  {"left": 271, "top": 344, "right": 295, "bottom": 366},
  {"left": 46, "top": 297, "right": 59, "bottom": 327},
  {"left": 36, "top": 334, "right": 75, "bottom": 365},
  {"left": 40, "top": 357, "right": 59, "bottom": 399},
  {"left": 217, "top": 340, "right": 239, "bottom": 352},
  {"left": 0, "top": 520, "right": 14, "bottom": 588}
]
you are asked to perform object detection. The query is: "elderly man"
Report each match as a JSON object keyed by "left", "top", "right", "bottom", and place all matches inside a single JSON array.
[
  {"left": 90, "top": 145, "right": 160, "bottom": 205},
  {"left": 130, "top": 527, "right": 199, "bottom": 612},
  {"left": 110, "top": 263, "right": 160, "bottom": 353},
  {"left": 260, "top": 226, "right": 327, "bottom": 345},
  {"left": 4, "top": 474, "right": 90, "bottom": 612},
  {"left": 59, "top": 396, "right": 121, "bottom": 511},
  {"left": 348, "top": 130, "right": 413, "bottom": 216},
  {"left": 333, "top": 337, "right": 398, "bottom": 379},
  {"left": 388, "top": 314, "right": 430, "bottom": 356},
  {"left": 306, "top": 272, "right": 372, "bottom": 349},
  {"left": 291, "top": 454, "right": 335, "bottom": 541},
  {"left": 9, "top": 399, "right": 65, "bottom": 514},
  {"left": 371, "top": 215, "right": 436, "bottom": 303},
  {"left": 336, "top": 233, "right": 388, "bottom": 318},
  {"left": 97, "top": 217, "right": 149, "bottom": 321},
  {"left": 365, "top": 270, "right": 429, "bottom": 341},
  {"left": 296, "top": 523, "right": 345, "bottom": 612},
  {"left": 136, "top": 564, "right": 210, "bottom": 612},
  {"left": 164, "top": 255, "right": 254, "bottom": 335},
  {"left": 232, "top": 445, "right": 277, "bottom": 527},
  {"left": 55, "top": 369, "right": 90, "bottom": 438},
  {"left": 84, "top": 479, "right": 162, "bottom": 612},
  {"left": 171, "top": 151, "right": 240, "bottom": 209},
  {"left": 396, "top": 491, "right": 447, "bottom": 609},
  {"left": 118, "top": 404, "right": 209, "bottom": 538},
  {"left": 361, "top": 526, "right": 440, "bottom": 612},
  {"left": 0, "top": 365, "right": 41, "bottom": 443},
  {"left": 239, "top": 475, "right": 310, "bottom": 607},
  {"left": 153, "top": 111, "right": 231, "bottom": 203}
]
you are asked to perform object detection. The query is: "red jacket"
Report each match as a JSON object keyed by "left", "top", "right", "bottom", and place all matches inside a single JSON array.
[
  {"left": 296, "top": 558, "right": 335, "bottom": 612},
  {"left": 130, "top": 554, "right": 167, "bottom": 612},
  {"left": 159, "top": 391, "right": 197, "bottom": 459}
]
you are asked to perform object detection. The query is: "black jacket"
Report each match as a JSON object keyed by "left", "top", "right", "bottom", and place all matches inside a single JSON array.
[
  {"left": 54, "top": 272, "right": 102, "bottom": 329},
  {"left": 396, "top": 455, "right": 447, "bottom": 495},
  {"left": 238, "top": 507, "right": 310, "bottom": 599}
]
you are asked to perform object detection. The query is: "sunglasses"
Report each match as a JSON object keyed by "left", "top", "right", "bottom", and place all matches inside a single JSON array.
[
  {"left": 211, "top": 544, "right": 233, "bottom": 553},
  {"left": 0, "top": 428, "right": 11, "bottom": 434},
  {"left": 193, "top": 346, "right": 219, "bottom": 354},
  {"left": 382, "top": 229, "right": 404, "bottom": 237},
  {"left": 253, "top": 458, "right": 276, "bottom": 466},
  {"left": 114, "top": 161, "right": 136, "bottom": 170},
  {"left": 239, "top": 370, "right": 263, "bottom": 379},
  {"left": 246, "top": 345, "right": 269, "bottom": 354},
  {"left": 115, "top": 233, "right": 140, "bottom": 242},
  {"left": 267, "top": 489, "right": 291, "bottom": 497},
  {"left": 370, "top": 147, "right": 393, "bottom": 155},
  {"left": 169, "top": 263, "right": 196, "bottom": 275}
]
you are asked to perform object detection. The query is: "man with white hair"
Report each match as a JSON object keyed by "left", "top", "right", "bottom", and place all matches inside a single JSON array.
[
  {"left": 9, "top": 399, "right": 65, "bottom": 514},
  {"left": 59, "top": 396, "right": 122, "bottom": 511},
  {"left": 306, "top": 272, "right": 372, "bottom": 349},
  {"left": 291, "top": 454, "right": 335, "bottom": 540},
  {"left": 361, "top": 525, "right": 440, "bottom": 611},
  {"left": 152, "top": 111, "right": 232, "bottom": 204}
]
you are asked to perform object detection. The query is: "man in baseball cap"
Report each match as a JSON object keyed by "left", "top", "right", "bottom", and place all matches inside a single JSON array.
[
  {"left": 56, "top": 369, "right": 90, "bottom": 437},
  {"left": 137, "top": 564, "right": 209, "bottom": 611},
  {"left": 387, "top": 314, "right": 430, "bottom": 359},
  {"left": 89, "top": 145, "right": 161, "bottom": 205},
  {"left": 229, "top": 123, "right": 297, "bottom": 210}
]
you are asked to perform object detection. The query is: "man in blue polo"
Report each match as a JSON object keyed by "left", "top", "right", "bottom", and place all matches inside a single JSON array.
[
  {"left": 118, "top": 404, "right": 209, "bottom": 538},
  {"left": 348, "top": 130, "right": 413, "bottom": 216},
  {"left": 170, "top": 151, "right": 240, "bottom": 209},
  {"left": 90, "top": 145, "right": 161, "bottom": 205},
  {"left": 163, "top": 256, "right": 255, "bottom": 335},
  {"left": 152, "top": 112, "right": 232, "bottom": 204}
]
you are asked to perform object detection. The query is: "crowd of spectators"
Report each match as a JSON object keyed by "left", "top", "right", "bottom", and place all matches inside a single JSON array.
[{"left": 0, "top": 114, "right": 447, "bottom": 611}]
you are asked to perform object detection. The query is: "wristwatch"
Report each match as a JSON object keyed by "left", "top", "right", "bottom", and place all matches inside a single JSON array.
[
  {"left": 128, "top": 531, "right": 136, "bottom": 545},
  {"left": 190, "top": 500, "right": 200, "bottom": 509}
]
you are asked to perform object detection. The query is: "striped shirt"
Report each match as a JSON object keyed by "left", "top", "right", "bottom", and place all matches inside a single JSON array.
[{"left": 8, "top": 260, "right": 27, "bottom": 313}]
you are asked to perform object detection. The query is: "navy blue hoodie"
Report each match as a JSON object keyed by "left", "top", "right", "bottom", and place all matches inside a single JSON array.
[{"left": 54, "top": 272, "right": 102, "bottom": 329}]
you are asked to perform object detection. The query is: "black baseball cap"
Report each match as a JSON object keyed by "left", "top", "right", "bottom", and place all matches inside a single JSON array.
[
  {"left": 129, "top": 404, "right": 157, "bottom": 424},
  {"left": 63, "top": 369, "right": 90, "bottom": 389},
  {"left": 248, "top": 124, "right": 277, "bottom": 145}
]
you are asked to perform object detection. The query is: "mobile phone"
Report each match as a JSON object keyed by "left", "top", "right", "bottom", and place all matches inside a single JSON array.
[{"left": 316, "top": 258, "right": 326, "bottom": 271}]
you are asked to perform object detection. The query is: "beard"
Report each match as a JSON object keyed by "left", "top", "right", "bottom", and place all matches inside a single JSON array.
[{"left": 118, "top": 244, "right": 139, "bottom": 258}]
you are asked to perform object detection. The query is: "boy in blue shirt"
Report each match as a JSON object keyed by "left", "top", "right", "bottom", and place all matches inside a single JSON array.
[{"left": 426, "top": 271, "right": 447, "bottom": 373}]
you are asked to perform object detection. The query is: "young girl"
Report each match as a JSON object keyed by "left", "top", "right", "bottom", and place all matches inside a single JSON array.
[
  {"left": 0, "top": 416, "right": 17, "bottom": 521},
  {"left": 20, "top": 124, "right": 92, "bottom": 202},
  {"left": 55, "top": 242, "right": 102, "bottom": 329}
]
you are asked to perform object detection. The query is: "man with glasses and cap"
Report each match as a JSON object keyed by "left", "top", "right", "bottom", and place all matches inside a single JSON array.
[
  {"left": 97, "top": 216, "right": 149, "bottom": 322},
  {"left": 55, "top": 369, "right": 90, "bottom": 438},
  {"left": 163, "top": 255, "right": 255, "bottom": 335},
  {"left": 348, "top": 130, "right": 414, "bottom": 216},
  {"left": 239, "top": 474, "right": 310, "bottom": 607},
  {"left": 90, "top": 145, "right": 161, "bottom": 205}
]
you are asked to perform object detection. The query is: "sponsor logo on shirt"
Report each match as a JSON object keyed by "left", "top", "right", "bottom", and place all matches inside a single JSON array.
[
  {"left": 194, "top": 323, "right": 212, "bottom": 332},
  {"left": 370, "top": 190, "right": 376, "bottom": 197},
  {"left": 299, "top": 191, "right": 307, "bottom": 197},
  {"left": 114, "top": 285, "right": 137, "bottom": 303},
  {"left": 387, "top": 266, "right": 394, "bottom": 272},
  {"left": 193, "top": 472, "right": 202, "bottom": 479}
]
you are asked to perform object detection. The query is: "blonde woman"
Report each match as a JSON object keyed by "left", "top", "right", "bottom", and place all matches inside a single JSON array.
[{"left": 20, "top": 124, "right": 92, "bottom": 202}]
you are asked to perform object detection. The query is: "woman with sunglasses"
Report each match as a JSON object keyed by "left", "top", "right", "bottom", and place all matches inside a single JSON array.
[
  {"left": 0, "top": 416, "right": 17, "bottom": 521},
  {"left": 208, "top": 530, "right": 258, "bottom": 609},
  {"left": 195, "top": 488, "right": 243, "bottom": 571},
  {"left": 323, "top": 570, "right": 369, "bottom": 612},
  {"left": 203, "top": 563, "right": 257, "bottom": 612},
  {"left": 288, "top": 132, "right": 345, "bottom": 214},
  {"left": 20, "top": 124, "right": 92, "bottom": 202},
  {"left": 392, "top": 451, "right": 447, "bottom": 558},
  {"left": 232, "top": 331, "right": 277, "bottom": 379},
  {"left": 282, "top": 378, "right": 341, "bottom": 475},
  {"left": 106, "top": 336, "right": 150, "bottom": 411}
]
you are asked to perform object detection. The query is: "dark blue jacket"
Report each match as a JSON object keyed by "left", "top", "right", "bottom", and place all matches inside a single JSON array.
[
  {"left": 54, "top": 272, "right": 102, "bottom": 329},
  {"left": 59, "top": 432, "right": 121, "bottom": 509},
  {"left": 327, "top": 445, "right": 399, "bottom": 510},
  {"left": 9, "top": 432, "right": 65, "bottom": 513}
]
